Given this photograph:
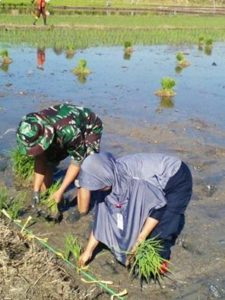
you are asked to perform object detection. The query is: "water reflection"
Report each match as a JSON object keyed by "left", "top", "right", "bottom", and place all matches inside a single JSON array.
[
  {"left": 76, "top": 74, "right": 87, "bottom": 84},
  {"left": 0, "top": 63, "right": 9, "bottom": 72},
  {"left": 175, "top": 65, "right": 183, "bottom": 74},
  {"left": 65, "top": 47, "right": 75, "bottom": 59},
  {"left": 37, "top": 47, "right": 46, "bottom": 70},
  {"left": 156, "top": 96, "right": 174, "bottom": 112},
  {"left": 204, "top": 46, "right": 213, "bottom": 56},
  {"left": 53, "top": 46, "right": 63, "bottom": 56},
  {"left": 123, "top": 52, "right": 132, "bottom": 60}
]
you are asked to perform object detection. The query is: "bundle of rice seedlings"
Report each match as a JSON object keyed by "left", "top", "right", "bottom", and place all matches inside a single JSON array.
[
  {"left": 72, "top": 59, "right": 91, "bottom": 76},
  {"left": 64, "top": 234, "right": 81, "bottom": 263},
  {"left": 155, "top": 77, "right": 176, "bottom": 97},
  {"left": 176, "top": 51, "right": 190, "bottom": 68},
  {"left": 129, "top": 237, "right": 167, "bottom": 282},
  {"left": 10, "top": 148, "right": 34, "bottom": 183},
  {"left": 0, "top": 49, "right": 12, "bottom": 65},
  {"left": 40, "top": 180, "right": 61, "bottom": 217}
]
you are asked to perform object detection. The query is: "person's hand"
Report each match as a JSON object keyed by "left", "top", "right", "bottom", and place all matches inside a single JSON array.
[
  {"left": 32, "top": 191, "right": 40, "bottom": 207},
  {"left": 52, "top": 189, "right": 64, "bottom": 204},
  {"left": 126, "top": 238, "right": 143, "bottom": 267},
  {"left": 78, "top": 250, "right": 92, "bottom": 268}
]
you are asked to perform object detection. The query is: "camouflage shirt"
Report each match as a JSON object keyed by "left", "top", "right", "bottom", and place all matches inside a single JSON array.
[{"left": 35, "top": 104, "right": 103, "bottom": 164}]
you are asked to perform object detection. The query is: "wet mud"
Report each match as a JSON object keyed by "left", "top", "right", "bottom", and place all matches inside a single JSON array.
[{"left": 1, "top": 115, "right": 225, "bottom": 299}]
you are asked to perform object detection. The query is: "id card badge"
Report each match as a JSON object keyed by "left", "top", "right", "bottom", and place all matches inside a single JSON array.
[{"left": 117, "top": 213, "right": 124, "bottom": 230}]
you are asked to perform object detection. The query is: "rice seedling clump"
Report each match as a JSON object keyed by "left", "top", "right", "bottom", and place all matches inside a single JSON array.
[
  {"left": 129, "top": 237, "right": 167, "bottom": 282},
  {"left": 40, "top": 180, "right": 62, "bottom": 218},
  {"left": 10, "top": 148, "right": 34, "bottom": 183},
  {"left": 155, "top": 77, "right": 176, "bottom": 97}
]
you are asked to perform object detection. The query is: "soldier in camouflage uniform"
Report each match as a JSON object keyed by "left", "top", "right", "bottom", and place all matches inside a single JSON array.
[{"left": 16, "top": 103, "right": 103, "bottom": 213}]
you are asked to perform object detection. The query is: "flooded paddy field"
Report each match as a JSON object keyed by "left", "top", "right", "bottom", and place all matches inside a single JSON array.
[{"left": 1, "top": 42, "right": 225, "bottom": 299}]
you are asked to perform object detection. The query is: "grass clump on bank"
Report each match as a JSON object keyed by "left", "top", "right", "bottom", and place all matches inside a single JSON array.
[
  {"left": 129, "top": 237, "right": 167, "bottom": 282},
  {"left": 10, "top": 148, "right": 34, "bottom": 184},
  {"left": 0, "top": 185, "right": 26, "bottom": 219}
]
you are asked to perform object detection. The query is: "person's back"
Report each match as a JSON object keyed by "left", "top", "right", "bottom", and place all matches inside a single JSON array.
[
  {"left": 117, "top": 153, "right": 181, "bottom": 190},
  {"left": 25, "top": 103, "right": 101, "bottom": 163}
]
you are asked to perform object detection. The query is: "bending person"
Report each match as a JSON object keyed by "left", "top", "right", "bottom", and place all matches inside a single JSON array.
[
  {"left": 76, "top": 152, "right": 192, "bottom": 270},
  {"left": 16, "top": 103, "right": 103, "bottom": 214}
]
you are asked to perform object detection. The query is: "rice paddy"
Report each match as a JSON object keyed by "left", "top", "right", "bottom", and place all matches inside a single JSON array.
[{"left": 1, "top": 14, "right": 225, "bottom": 48}]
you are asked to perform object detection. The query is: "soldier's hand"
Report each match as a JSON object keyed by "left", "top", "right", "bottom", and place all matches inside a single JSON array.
[{"left": 32, "top": 191, "right": 40, "bottom": 207}]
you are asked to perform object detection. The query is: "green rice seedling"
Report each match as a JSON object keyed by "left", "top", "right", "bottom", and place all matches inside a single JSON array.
[
  {"left": 204, "top": 38, "right": 213, "bottom": 56},
  {"left": 176, "top": 51, "right": 190, "bottom": 68},
  {"left": 65, "top": 45, "right": 76, "bottom": 59},
  {"left": 198, "top": 36, "right": 204, "bottom": 48},
  {"left": 205, "top": 38, "right": 213, "bottom": 46},
  {"left": 124, "top": 40, "right": 133, "bottom": 56},
  {"left": 10, "top": 148, "right": 34, "bottom": 183},
  {"left": 0, "top": 49, "right": 12, "bottom": 65},
  {"left": 155, "top": 77, "right": 176, "bottom": 97},
  {"left": 64, "top": 233, "right": 81, "bottom": 262},
  {"left": 73, "top": 59, "right": 91, "bottom": 76},
  {"left": 7, "top": 191, "right": 26, "bottom": 220},
  {"left": 129, "top": 237, "right": 167, "bottom": 282},
  {"left": 0, "top": 186, "right": 9, "bottom": 210},
  {"left": 40, "top": 180, "right": 61, "bottom": 216}
]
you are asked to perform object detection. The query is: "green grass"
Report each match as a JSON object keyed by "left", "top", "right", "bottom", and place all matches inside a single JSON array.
[
  {"left": 1, "top": 0, "right": 225, "bottom": 8},
  {"left": 8, "top": 191, "right": 26, "bottom": 219},
  {"left": 2, "top": 14, "right": 225, "bottom": 28},
  {"left": 63, "top": 234, "right": 81, "bottom": 262},
  {"left": 0, "top": 14, "right": 225, "bottom": 47}
]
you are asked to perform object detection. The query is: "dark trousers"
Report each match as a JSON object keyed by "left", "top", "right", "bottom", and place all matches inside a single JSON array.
[{"left": 150, "top": 162, "right": 193, "bottom": 259}]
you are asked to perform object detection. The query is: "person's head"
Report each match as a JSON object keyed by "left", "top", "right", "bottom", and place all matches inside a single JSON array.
[
  {"left": 76, "top": 152, "right": 116, "bottom": 191},
  {"left": 16, "top": 113, "right": 54, "bottom": 157}
]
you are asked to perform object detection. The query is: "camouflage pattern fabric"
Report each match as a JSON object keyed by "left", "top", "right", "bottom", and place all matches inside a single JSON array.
[{"left": 17, "top": 104, "right": 103, "bottom": 165}]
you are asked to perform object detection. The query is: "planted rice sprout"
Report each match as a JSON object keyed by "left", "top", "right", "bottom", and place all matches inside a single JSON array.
[
  {"left": 40, "top": 180, "right": 61, "bottom": 216},
  {"left": 73, "top": 59, "right": 90, "bottom": 76},
  {"left": 204, "top": 38, "right": 213, "bottom": 55},
  {"left": 63, "top": 234, "right": 81, "bottom": 263},
  {"left": 11, "top": 148, "right": 34, "bottom": 183},
  {"left": 198, "top": 36, "right": 205, "bottom": 49},
  {"left": 129, "top": 237, "right": 167, "bottom": 282},
  {"left": 124, "top": 41, "right": 133, "bottom": 54},
  {"left": 0, "top": 49, "right": 12, "bottom": 65},
  {"left": 176, "top": 51, "right": 190, "bottom": 68},
  {"left": 155, "top": 77, "right": 176, "bottom": 97},
  {"left": 65, "top": 45, "right": 75, "bottom": 59}
]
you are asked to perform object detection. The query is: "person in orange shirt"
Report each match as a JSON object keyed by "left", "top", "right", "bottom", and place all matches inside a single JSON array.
[{"left": 33, "top": 0, "right": 47, "bottom": 25}]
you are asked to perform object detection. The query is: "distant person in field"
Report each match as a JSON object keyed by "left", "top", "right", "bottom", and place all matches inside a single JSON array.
[{"left": 32, "top": 0, "right": 47, "bottom": 26}]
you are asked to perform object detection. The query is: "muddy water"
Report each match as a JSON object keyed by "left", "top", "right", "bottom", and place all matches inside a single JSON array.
[{"left": 1, "top": 43, "right": 225, "bottom": 299}]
